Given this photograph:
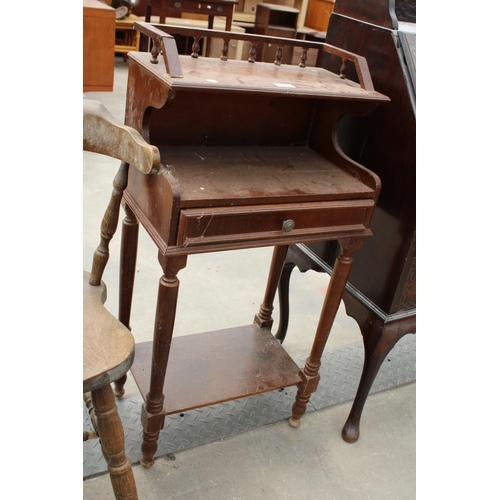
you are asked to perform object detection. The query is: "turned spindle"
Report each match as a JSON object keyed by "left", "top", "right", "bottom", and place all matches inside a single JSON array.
[
  {"left": 248, "top": 43, "right": 258, "bottom": 63},
  {"left": 191, "top": 36, "right": 201, "bottom": 58},
  {"left": 340, "top": 57, "right": 347, "bottom": 79},
  {"left": 150, "top": 39, "right": 160, "bottom": 64},
  {"left": 274, "top": 46, "right": 283, "bottom": 65},
  {"left": 299, "top": 48, "right": 308, "bottom": 68},
  {"left": 90, "top": 162, "right": 129, "bottom": 286},
  {"left": 221, "top": 37, "right": 230, "bottom": 61}
]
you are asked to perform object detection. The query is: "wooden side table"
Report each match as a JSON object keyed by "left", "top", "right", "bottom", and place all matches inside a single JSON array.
[
  {"left": 143, "top": 0, "right": 238, "bottom": 53},
  {"left": 117, "top": 22, "right": 389, "bottom": 468}
]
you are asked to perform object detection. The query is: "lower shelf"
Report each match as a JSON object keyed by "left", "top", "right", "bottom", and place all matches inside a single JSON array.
[{"left": 131, "top": 323, "right": 302, "bottom": 416}]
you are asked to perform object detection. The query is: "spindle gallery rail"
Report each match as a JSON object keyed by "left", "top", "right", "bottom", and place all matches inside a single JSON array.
[{"left": 133, "top": 22, "right": 375, "bottom": 91}]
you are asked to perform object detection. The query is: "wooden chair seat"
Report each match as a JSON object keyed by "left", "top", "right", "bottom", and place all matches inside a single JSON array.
[{"left": 83, "top": 271, "right": 135, "bottom": 394}]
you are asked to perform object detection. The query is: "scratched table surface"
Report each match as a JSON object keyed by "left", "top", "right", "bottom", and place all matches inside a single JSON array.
[
  {"left": 132, "top": 51, "right": 390, "bottom": 101},
  {"left": 160, "top": 145, "right": 374, "bottom": 208}
]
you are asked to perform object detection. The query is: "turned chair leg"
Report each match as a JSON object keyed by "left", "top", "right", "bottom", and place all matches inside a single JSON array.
[{"left": 91, "top": 384, "right": 138, "bottom": 500}]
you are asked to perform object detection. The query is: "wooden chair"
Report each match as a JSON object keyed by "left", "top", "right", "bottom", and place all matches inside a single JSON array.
[{"left": 83, "top": 99, "right": 161, "bottom": 499}]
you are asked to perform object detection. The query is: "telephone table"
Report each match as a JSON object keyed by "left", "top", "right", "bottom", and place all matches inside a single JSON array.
[{"left": 118, "top": 23, "right": 389, "bottom": 468}]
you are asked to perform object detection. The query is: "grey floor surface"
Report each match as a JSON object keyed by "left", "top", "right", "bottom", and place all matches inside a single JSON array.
[{"left": 82, "top": 56, "right": 416, "bottom": 499}]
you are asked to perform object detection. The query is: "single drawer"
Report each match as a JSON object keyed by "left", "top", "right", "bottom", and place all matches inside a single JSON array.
[{"left": 177, "top": 199, "right": 375, "bottom": 248}]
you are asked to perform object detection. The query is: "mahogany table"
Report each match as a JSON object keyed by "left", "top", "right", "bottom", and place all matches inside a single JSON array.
[{"left": 117, "top": 22, "right": 389, "bottom": 468}]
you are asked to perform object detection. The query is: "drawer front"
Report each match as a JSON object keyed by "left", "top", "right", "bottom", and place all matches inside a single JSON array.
[{"left": 177, "top": 200, "right": 375, "bottom": 248}]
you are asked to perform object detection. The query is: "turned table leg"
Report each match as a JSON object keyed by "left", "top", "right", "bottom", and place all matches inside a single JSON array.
[
  {"left": 115, "top": 202, "right": 139, "bottom": 398},
  {"left": 289, "top": 237, "right": 363, "bottom": 428},
  {"left": 140, "top": 254, "right": 187, "bottom": 468},
  {"left": 91, "top": 384, "right": 138, "bottom": 500}
]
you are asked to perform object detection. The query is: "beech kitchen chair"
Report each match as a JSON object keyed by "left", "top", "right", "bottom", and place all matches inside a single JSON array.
[{"left": 83, "top": 99, "right": 161, "bottom": 499}]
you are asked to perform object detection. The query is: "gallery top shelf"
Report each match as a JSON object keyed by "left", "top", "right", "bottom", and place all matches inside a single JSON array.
[{"left": 132, "top": 22, "right": 390, "bottom": 102}]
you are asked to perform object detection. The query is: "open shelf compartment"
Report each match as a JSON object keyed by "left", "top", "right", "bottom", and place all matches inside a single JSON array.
[{"left": 131, "top": 324, "right": 302, "bottom": 416}]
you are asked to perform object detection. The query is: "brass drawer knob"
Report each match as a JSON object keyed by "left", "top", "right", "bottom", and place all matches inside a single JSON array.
[
  {"left": 282, "top": 219, "right": 295, "bottom": 233},
  {"left": 174, "top": 2, "right": 181, "bottom": 8}
]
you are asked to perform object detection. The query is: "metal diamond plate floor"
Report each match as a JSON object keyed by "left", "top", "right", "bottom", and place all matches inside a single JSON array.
[{"left": 83, "top": 334, "right": 416, "bottom": 478}]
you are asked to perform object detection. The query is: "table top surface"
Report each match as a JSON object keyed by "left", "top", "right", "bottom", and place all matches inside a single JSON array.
[
  {"left": 161, "top": 145, "right": 374, "bottom": 208},
  {"left": 130, "top": 51, "right": 389, "bottom": 101}
]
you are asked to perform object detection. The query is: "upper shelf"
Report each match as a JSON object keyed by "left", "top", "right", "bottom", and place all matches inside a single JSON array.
[{"left": 132, "top": 22, "right": 390, "bottom": 102}]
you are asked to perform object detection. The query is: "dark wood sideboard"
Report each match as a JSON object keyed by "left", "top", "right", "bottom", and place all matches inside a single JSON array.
[{"left": 276, "top": 0, "right": 416, "bottom": 443}]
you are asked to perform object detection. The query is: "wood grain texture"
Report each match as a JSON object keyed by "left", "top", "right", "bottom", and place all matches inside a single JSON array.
[
  {"left": 119, "top": 28, "right": 388, "bottom": 466},
  {"left": 130, "top": 50, "right": 387, "bottom": 100},
  {"left": 163, "top": 145, "right": 374, "bottom": 207},
  {"left": 91, "top": 384, "right": 138, "bottom": 499},
  {"left": 84, "top": 99, "right": 161, "bottom": 174},
  {"left": 177, "top": 199, "right": 374, "bottom": 248},
  {"left": 83, "top": 271, "right": 135, "bottom": 393},
  {"left": 135, "top": 22, "right": 379, "bottom": 91},
  {"left": 131, "top": 324, "right": 301, "bottom": 415},
  {"left": 83, "top": 0, "right": 115, "bottom": 92},
  {"left": 334, "top": 0, "right": 398, "bottom": 29},
  {"left": 322, "top": 14, "right": 415, "bottom": 314}
]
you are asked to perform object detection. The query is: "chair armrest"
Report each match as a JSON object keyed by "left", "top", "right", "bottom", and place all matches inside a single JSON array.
[{"left": 83, "top": 99, "right": 161, "bottom": 174}]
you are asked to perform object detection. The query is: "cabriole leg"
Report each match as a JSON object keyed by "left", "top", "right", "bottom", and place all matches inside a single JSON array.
[
  {"left": 274, "top": 261, "right": 296, "bottom": 343},
  {"left": 342, "top": 319, "right": 414, "bottom": 443}
]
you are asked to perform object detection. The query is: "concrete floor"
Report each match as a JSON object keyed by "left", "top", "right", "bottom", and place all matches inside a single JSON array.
[{"left": 83, "top": 56, "right": 416, "bottom": 499}]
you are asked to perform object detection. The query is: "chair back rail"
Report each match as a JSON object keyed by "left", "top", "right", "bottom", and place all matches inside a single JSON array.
[{"left": 83, "top": 99, "right": 161, "bottom": 285}]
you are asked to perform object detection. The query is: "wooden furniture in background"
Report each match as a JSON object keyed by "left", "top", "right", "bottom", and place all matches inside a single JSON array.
[
  {"left": 144, "top": 0, "right": 238, "bottom": 29},
  {"left": 254, "top": 3, "right": 299, "bottom": 63},
  {"left": 142, "top": 0, "right": 238, "bottom": 52},
  {"left": 116, "top": 22, "right": 388, "bottom": 468},
  {"left": 115, "top": 14, "right": 142, "bottom": 59},
  {"left": 83, "top": 99, "right": 161, "bottom": 499},
  {"left": 276, "top": 0, "right": 416, "bottom": 443},
  {"left": 233, "top": 0, "right": 310, "bottom": 30},
  {"left": 304, "top": 0, "right": 334, "bottom": 31},
  {"left": 83, "top": 0, "right": 115, "bottom": 92}
]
